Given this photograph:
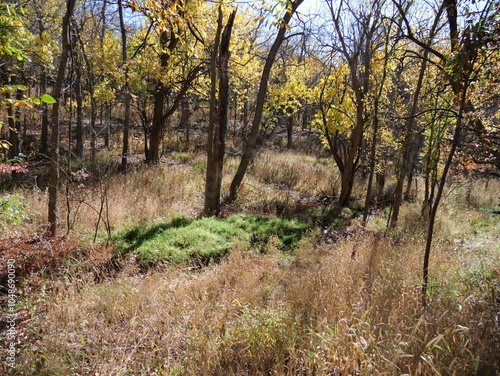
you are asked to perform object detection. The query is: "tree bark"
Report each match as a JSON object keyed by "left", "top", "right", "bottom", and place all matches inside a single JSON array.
[
  {"left": 147, "top": 30, "right": 178, "bottom": 163},
  {"left": 204, "top": 9, "right": 236, "bottom": 216},
  {"left": 286, "top": 115, "right": 293, "bottom": 149},
  {"left": 38, "top": 16, "right": 49, "bottom": 155},
  {"left": 203, "top": 7, "right": 223, "bottom": 215},
  {"left": 75, "top": 60, "right": 84, "bottom": 157},
  {"left": 40, "top": 68, "right": 49, "bottom": 154}
]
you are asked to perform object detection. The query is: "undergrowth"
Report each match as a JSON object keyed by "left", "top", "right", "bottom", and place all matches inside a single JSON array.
[
  {"left": 6, "top": 216, "right": 498, "bottom": 375},
  {"left": 0, "top": 150, "right": 498, "bottom": 376}
]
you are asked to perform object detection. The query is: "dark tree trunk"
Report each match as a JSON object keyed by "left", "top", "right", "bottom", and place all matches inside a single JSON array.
[
  {"left": 229, "top": 0, "right": 304, "bottom": 202},
  {"left": 148, "top": 85, "right": 167, "bottom": 163},
  {"left": 118, "top": 0, "right": 130, "bottom": 173},
  {"left": 203, "top": 7, "right": 223, "bottom": 215},
  {"left": 286, "top": 115, "right": 293, "bottom": 149},
  {"left": 147, "top": 30, "right": 179, "bottom": 163},
  {"left": 48, "top": 0, "right": 77, "bottom": 237},
  {"left": 40, "top": 69, "right": 49, "bottom": 154},
  {"left": 376, "top": 171, "right": 385, "bottom": 201},
  {"left": 89, "top": 94, "right": 98, "bottom": 174},
  {"left": 204, "top": 9, "right": 236, "bottom": 216},
  {"left": 38, "top": 16, "right": 49, "bottom": 155},
  {"left": 75, "top": 61, "right": 84, "bottom": 157}
]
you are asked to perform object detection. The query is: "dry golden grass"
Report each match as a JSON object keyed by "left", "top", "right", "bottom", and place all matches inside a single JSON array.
[
  {"left": 7, "top": 149, "right": 338, "bottom": 239},
  {"left": 252, "top": 150, "right": 338, "bottom": 196},
  {"left": 8, "top": 202, "right": 499, "bottom": 375},
  {"left": 1, "top": 151, "right": 499, "bottom": 375},
  {"left": 9, "top": 157, "right": 206, "bottom": 240},
  {"left": 0, "top": 148, "right": 347, "bottom": 246}
]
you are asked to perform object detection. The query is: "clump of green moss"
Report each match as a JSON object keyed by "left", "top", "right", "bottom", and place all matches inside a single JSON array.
[{"left": 114, "top": 214, "right": 309, "bottom": 267}]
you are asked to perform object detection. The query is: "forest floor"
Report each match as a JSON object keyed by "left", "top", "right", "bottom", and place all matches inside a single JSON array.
[{"left": 0, "top": 132, "right": 499, "bottom": 375}]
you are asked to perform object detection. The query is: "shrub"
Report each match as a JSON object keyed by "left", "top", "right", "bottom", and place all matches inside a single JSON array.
[{"left": 0, "top": 194, "right": 29, "bottom": 229}]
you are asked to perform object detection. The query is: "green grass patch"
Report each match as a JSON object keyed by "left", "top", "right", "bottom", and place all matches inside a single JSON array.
[
  {"left": 114, "top": 214, "right": 309, "bottom": 267},
  {"left": 0, "top": 193, "right": 29, "bottom": 227}
]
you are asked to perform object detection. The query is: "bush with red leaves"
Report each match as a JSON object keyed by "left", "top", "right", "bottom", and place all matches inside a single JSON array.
[
  {"left": 0, "top": 237, "right": 115, "bottom": 291},
  {"left": 0, "top": 163, "right": 28, "bottom": 174}
]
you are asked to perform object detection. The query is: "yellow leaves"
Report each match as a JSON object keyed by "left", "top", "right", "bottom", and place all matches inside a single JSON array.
[
  {"left": 312, "top": 64, "right": 355, "bottom": 140},
  {"left": 130, "top": 0, "right": 203, "bottom": 32},
  {"left": 267, "top": 78, "right": 310, "bottom": 117},
  {"left": 93, "top": 81, "right": 116, "bottom": 105},
  {"left": 264, "top": 57, "right": 313, "bottom": 125}
]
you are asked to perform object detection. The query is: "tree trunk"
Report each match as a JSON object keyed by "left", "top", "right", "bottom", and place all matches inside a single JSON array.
[
  {"left": 286, "top": 115, "right": 293, "bottom": 149},
  {"left": 47, "top": 0, "right": 77, "bottom": 237},
  {"left": 148, "top": 87, "right": 167, "bottom": 163},
  {"left": 40, "top": 69, "right": 49, "bottom": 154},
  {"left": 203, "top": 7, "right": 222, "bottom": 215},
  {"left": 38, "top": 16, "right": 49, "bottom": 155},
  {"left": 229, "top": 0, "right": 304, "bottom": 202},
  {"left": 118, "top": 0, "right": 130, "bottom": 173},
  {"left": 376, "top": 171, "right": 385, "bottom": 201},
  {"left": 147, "top": 30, "right": 179, "bottom": 163},
  {"left": 75, "top": 61, "right": 84, "bottom": 157}
]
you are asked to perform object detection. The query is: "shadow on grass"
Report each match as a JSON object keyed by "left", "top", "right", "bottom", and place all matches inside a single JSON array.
[
  {"left": 114, "top": 214, "right": 310, "bottom": 268},
  {"left": 118, "top": 216, "right": 191, "bottom": 253}
]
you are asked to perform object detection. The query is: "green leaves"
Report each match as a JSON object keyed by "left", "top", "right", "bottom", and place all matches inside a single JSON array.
[
  {"left": 40, "top": 93, "right": 56, "bottom": 104},
  {"left": 29, "top": 94, "right": 57, "bottom": 105}
]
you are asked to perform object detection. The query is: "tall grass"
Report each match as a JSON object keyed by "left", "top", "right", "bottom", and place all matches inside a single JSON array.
[
  {"left": 8, "top": 202, "right": 499, "bottom": 375},
  {"left": 6, "top": 149, "right": 338, "bottom": 238},
  {"left": 1, "top": 150, "right": 499, "bottom": 375},
  {"left": 7, "top": 159, "right": 205, "bottom": 240},
  {"left": 252, "top": 150, "right": 338, "bottom": 196}
]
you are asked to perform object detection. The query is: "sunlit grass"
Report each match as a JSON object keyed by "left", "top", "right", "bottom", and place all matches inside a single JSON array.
[{"left": 114, "top": 214, "right": 310, "bottom": 267}]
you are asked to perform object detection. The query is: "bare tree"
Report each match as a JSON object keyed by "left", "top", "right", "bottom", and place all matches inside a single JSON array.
[
  {"left": 326, "top": 0, "right": 385, "bottom": 207},
  {"left": 228, "top": 0, "right": 304, "bottom": 202}
]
